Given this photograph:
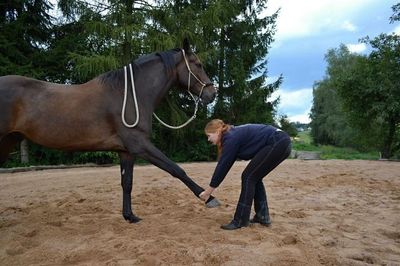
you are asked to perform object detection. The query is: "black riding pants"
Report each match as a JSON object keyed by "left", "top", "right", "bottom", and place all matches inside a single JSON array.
[{"left": 234, "top": 130, "right": 292, "bottom": 222}]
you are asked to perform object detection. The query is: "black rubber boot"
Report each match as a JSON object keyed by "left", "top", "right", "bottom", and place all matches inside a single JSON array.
[
  {"left": 250, "top": 200, "right": 271, "bottom": 226},
  {"left": 221, "top": 203, "right": 251, "bottom": 230},
  {"left": 220, "top": 219, "right": 249, "bottom": 230}
]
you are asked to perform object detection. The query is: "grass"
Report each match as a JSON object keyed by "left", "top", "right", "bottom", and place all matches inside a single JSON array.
[{"left": 292, "top": 131, "right": 380, "bottom": 160}]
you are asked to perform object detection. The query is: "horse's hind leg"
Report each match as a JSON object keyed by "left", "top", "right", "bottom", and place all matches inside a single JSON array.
[
  {"left": 0, "top": 133, "right": 23, "bottom": 166},
  {"left": 119, "top": 152, "right": 141, "bottom": 223}
]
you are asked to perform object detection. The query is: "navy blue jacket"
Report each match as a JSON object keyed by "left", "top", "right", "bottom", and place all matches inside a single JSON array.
[{"left": 209, "top": 124, "right": 278, "bottom": 188}]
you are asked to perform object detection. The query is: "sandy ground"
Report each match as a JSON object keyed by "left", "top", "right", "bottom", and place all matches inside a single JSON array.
[{"left": 0, "top": 159, "right": 399, "bottom": 266}]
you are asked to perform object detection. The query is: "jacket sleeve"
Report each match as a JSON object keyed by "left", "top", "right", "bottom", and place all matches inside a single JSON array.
[{"left": 209, "top": 136, "right": 240, "bottom": 188}]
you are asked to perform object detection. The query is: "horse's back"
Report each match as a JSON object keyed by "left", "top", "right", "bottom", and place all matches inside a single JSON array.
[
  {"left": 0, "top": 75, "right": 46, "bottom": 90},
  {"left": 0, "top": 75, "right": 125, "bottom": 151},
  {"left": 0, "top": 75, "right": 48, "bottom": 105}
]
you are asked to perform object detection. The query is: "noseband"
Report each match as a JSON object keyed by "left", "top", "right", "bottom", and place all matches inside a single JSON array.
[
  {"left": 122, "top": 49, "right": 214, "bottom": 129},
  {"left": 181, "top": 49, "right": 214, "bottom": 101}
]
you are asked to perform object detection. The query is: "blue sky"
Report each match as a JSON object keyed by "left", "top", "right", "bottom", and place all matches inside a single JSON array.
[{"left": 263, "top": 0, "right": 400, "bottom": 123}]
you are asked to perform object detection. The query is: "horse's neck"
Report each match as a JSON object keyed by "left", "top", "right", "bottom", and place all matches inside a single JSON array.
[
  {"left": 137, "top": 60, "right": 178, "bottom": 108},
  {"left": 153, "top": 76, "right": 176, "bottom": 107}
]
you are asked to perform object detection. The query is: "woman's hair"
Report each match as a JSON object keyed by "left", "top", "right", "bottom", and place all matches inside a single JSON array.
[{"left": 205, "top": 119, "right": 231, "bottom": 158}]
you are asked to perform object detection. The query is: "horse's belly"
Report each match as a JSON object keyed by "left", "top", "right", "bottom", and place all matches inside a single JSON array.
[
  {"left": 29, "top": 129, "right": 125, "bottom": 151},
  {"left": 17, "top": 111, "right": 124, "bottom": 151},
  {"left": 7, "top": 78, "right": 126, "bottom": 151}
]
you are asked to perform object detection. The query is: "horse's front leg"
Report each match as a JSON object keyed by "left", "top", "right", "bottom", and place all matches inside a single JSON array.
[
  {"left": 119, "top": 152, "right": 141, "bottom": 223},
  {"left": 130, "top": 138, "right": 219, "bottom": 206}
]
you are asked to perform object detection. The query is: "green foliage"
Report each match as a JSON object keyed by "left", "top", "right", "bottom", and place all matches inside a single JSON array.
[
  {"left": 310, "top": 4, "right": 400, "bottom": 159},
  {"left": 0, "top": 0, "right": 53, "bottom": 78},
  {"left": 210, "top": 1, "right": 280, "bottom": 124},
  {"left": 319, "top": 146, "right": 379, "bottom": 160},
  {"left": 311, "top": 10, "right": 400, "bottom": 158},
  {"left": 71, "top": 151, "right": 119, "bottom": 164},
  {"left": 328, "top": 39, "right": 399, "bottom": 158},
  {"left": 3, "top": 143, "right": 119, "bottom": 167},
  {"left": 279, "top": 115, "right": 298, "bottom": 137},
  {"left": 293, "top": 131, "right": 379, "bottom": 160},
  {"left": 292, "top": 142, "right": 320, "bottom": 152},
  {"left": 297, "top": 131, "right": 312, "bottom": 144},
  {"left": 310, "top": 76, "right": 364, "bottom": 148},
  {"left": 390, "top": 3, "right": 400, "bottom": 22}
]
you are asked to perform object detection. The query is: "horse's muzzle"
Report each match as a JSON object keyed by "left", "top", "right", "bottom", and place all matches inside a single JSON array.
[{"left": 201, "top": 83, "right": 217, "bottom": 104}]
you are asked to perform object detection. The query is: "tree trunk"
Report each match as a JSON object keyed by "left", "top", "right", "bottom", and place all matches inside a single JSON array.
[
  {"left": 380, "top": 117, "right": 396, "bottom": 159},
  {"left": 123, "top": 0, "right": 134, "bottom": 61},
  {"left": 20, "top": 139, "right": 29, "bottom": 164},
  {"left": 214, "top": 27, "right": 226, "bottom": 117}
]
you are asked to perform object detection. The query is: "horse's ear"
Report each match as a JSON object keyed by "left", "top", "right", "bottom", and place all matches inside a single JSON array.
[{"left": 183, "top": 37, "right": 192, "bottom": 54}]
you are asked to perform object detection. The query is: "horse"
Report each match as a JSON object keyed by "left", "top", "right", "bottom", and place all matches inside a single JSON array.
[{"left": 0, "top": 39, "right": 218, "bottom": 223}]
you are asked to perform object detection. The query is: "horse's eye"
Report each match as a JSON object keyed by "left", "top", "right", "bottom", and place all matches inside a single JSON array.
[{"left": 195, "top": 63, "right": 202, "bottom": 68}]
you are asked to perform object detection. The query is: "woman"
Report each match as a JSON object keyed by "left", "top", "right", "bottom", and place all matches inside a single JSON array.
[{"left": 199, "top": 119, "right": 291, "bottom": 230}]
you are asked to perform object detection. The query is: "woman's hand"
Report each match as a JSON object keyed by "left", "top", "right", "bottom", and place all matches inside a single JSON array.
[
  {"left": 199, "top": 191, "right": 210, "bottom": 201},
  {"left": 199, "top": 186, "right": 215, "bottom": 201}
]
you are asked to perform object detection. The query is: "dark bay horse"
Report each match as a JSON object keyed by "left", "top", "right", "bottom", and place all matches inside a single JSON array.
[{"left": 0, "top": 40, "right": 218, "bottom": 223}]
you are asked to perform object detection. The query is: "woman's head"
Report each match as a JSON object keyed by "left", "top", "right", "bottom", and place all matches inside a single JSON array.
[
  {"left": 205, "top": 119, "right": 225, "bottom": 145},
  {"left": 205, "top": 119, "right": 231, "bottom": 157}
]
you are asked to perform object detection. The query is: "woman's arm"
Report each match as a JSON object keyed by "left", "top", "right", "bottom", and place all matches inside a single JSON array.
[{"left": 209, "top": 136, "right": 240, "bottom": 188}]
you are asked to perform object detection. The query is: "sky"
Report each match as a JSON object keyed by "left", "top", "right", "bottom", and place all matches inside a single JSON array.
[{"left": 263, "top": 0, "right": 400, "bottom": 124}]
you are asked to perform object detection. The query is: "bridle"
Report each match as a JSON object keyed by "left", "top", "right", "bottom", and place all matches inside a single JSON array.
[{"left": 122, "top": 49, "right": 214, "bottom": 129}]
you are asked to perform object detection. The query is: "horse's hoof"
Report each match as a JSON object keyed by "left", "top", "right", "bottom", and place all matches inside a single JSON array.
[
  {"left": 123, "top": 214, "right": 142, "bottom": 223},
  {"left": 206, "top": 198, "right": 221, "bottom": 208}
]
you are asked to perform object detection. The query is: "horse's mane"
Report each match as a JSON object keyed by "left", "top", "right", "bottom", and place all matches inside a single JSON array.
[{"left": 98, "top": 48, "right": 181, "bottom": 89}]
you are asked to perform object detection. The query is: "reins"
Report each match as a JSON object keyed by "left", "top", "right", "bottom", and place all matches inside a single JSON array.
[{"left": 121, "top": 49, "right": 211, "bottom": 129}]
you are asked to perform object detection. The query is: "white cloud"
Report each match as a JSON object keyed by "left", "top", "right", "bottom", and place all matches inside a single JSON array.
[
  {"left": 341, "top": 20, "right": 357, "bottom": 32},
  {"left": 393, "top": 25, "right": 400, "bottom": 36},
  {"left": 265, "top": 75, "right": 281, "bottom": 84},
  {"left": 346, "top": 43, "right": 367, "bottom": 53},
  {"left": 275, "top": 88, "right": 313, "bottom": 109},
  {"left": 263, "top": 0, "right": 374, "bottom": 40},
  {"left": 288, "top": 112, "right": 311, "bottom": 124},
  {"left": 271, "top": 88, "right": 313, "bottom": 123}
]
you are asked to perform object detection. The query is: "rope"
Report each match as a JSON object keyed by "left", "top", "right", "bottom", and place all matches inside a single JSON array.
[
  {"left": 121, "top": 64, "right": 139, "bottom": 128},
  {"left": 122, "top": 49, "right": 206, "bottom": 130}
]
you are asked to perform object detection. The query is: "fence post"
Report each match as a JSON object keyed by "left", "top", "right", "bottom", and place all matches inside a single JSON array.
[{"left": 20, "top": 139, "right": 29, "bottom": 164}]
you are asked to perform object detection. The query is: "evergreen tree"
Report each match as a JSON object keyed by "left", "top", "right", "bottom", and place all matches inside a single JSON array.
[
  {"left": 147, "top": 0, "right": 281, "bottom": 159},
  {"left": 209, "top": 1, "right": 280, "bottom": 125},
  {"left": 57, "top": 0, "right": 153, "bottom": 80},
  {"left": 279, "top": 115, "right": 297, "bottom": 137},
  {"left": 0, "top": 0, "right": 54, "bottom": 165},
  {"left": 0, "top": 0, "right": 53, "bottom": 77}
]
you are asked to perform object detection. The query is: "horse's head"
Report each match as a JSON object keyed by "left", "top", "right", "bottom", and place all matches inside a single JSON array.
[{"left": 176, "top": 39, "right": 217, "bottom": 104}]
